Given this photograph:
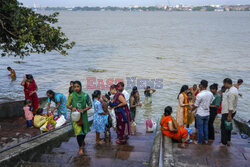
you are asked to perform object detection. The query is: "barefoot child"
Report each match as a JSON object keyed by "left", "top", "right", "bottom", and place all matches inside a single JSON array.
[
  {"left": 92, "top": 90, "right": 106, "bottom": 144},
  {"left": 23, "top": 99, "right": 33, "bottom": 128}
]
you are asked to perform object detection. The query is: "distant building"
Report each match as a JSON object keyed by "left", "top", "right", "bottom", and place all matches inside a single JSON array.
[{"left": 215, "top": 8, "right": 224, "bottom": 12}]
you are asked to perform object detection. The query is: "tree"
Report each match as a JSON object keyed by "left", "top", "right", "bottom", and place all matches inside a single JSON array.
[{"left": 0, "top": 0, "right": 75, "bottom": 58}]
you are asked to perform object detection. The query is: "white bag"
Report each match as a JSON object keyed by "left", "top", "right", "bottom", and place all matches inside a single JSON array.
[
  {"left": 55, "top": 115, "right": 66, "bottom": 128},
  {"left": 71, "top": 111, "right": 80, "bottom": 122},
  {"left": 109, "top": 109, "right": 117, "bottom": 128}
]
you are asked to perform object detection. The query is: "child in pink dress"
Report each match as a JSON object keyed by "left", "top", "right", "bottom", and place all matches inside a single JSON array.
[{"left": 23, "top": 99, "right": 34, "bottom": 127}]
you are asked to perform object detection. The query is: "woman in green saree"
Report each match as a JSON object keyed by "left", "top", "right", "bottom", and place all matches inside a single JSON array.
[{"left": 66, "top": 81, "right": 92, "bottom": 155}]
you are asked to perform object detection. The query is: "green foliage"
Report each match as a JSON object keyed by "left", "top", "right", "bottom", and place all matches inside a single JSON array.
[{"left": 0, "top": 0, "right": 75, "bottom": 58}]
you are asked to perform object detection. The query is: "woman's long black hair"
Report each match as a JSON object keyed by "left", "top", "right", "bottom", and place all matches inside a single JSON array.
[
  {"left": 164, "top": 106, "right": 172, "bottom": 116},
  {"left": 177, "top": 85, "right": 189, "bottom": 99},
  {"left": 46, "top": 90, "right": 55, "bottom": 101}
]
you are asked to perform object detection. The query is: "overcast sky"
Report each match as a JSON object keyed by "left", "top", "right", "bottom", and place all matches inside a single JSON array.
[{"left": 19, "top": 0, "right": 250, "bottom": 7}]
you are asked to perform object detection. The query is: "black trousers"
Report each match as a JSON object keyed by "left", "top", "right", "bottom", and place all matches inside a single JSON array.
[
  {"left": 77, "top": 134, "right": 86, "bottom": 147},
  {"left": 208, "top": 107, "right": 217, "bottom": 140},
  {"left": 221, "top": 112, "right": 236, "bottom": 145}
]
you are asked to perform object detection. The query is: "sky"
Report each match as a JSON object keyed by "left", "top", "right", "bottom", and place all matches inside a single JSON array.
[{"left": 19, "top": 0, "right": 250, "bottom": 7}]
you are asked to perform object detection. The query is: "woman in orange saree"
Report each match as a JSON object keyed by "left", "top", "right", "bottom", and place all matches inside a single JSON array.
[{"left": 161, "top": 106, "right": 189, "bottom": 146}]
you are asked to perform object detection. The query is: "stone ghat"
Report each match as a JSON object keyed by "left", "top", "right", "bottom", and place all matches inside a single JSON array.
[
  {"left": 0, "top": 117, "right": 41, "bottom": 150},
  {"left": 158, "top": 117, "right": 250, "bottom": 167},
  {"left": 16, "top": 123, "right": 156, "bottom": 167}
]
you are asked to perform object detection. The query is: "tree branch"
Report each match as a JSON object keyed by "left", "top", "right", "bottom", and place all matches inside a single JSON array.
[{"left": 0, "top": 19, "right": 18, "bottom": 38}]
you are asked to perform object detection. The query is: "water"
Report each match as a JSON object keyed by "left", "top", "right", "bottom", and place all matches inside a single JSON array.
[{"left": 1, "top": 11, "right": 250, "bottom": 122}]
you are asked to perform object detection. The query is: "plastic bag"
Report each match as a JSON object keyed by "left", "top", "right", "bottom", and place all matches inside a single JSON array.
[
  {"left": 109, "top": 109, "right": 116, "bottom": 128},
  {"left": 224, "top": 121, "right": 233, "bottom": 131},
  {"left": 55, "top": 115, "right": 66, "bottom": 128},
  {"left": 71, "top": 111, "right": 81, "bottom": 122},
  {"left": 40, "top": 115, "right": 56, "bottom": 132},
  {"left": 132, "top": 122, "right": 137, "bottom": 133}
]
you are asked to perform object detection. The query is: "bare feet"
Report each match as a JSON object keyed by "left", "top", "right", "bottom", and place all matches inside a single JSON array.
[
  {"left": 180, "top": 143, "right": 185, "bottom": 148},
  {"left": 193, "top": 140, "right": 199, "bottom": 145},
  {"left": 96, "top": 140, "right": 105, "bottom": 144},
  {"left": 78, "top": 148, "right": 84, "bottom": 155}
]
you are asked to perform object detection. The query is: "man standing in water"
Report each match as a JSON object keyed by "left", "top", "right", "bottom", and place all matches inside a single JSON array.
[
  {"left": 221, "top": 78, "right": 238, "bottom": 146},
  {"left": 7, "top": 67, "right": 16, "bottom": 80},
  {"left": 234, "top": 79, "right": 243, "bottom": 97},
  {"left": 191, "top": 80, "right": 213, "bottom": 144}
]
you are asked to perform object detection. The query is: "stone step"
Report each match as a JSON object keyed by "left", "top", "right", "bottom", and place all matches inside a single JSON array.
[{"left": 18, "top": 161, "right": 60, "bottom": 167}]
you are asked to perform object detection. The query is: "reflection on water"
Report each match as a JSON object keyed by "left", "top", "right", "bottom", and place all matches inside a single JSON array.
[{"left": 0, "top": 11, "right": 250, "bottom": 122}]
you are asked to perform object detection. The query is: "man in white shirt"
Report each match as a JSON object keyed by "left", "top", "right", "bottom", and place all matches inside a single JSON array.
[
  {"left": 117, "top": 82, "right": 130, "bottom": 108},
  {"left": 221, "top": 78, "right": 238, "bottom": 146},
  {"left": 192, "top": 80, "right": 213, "bottom": 144}
]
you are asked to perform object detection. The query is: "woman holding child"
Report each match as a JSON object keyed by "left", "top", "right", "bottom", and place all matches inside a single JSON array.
[
  {"left": 66, "top": 81, "right": 92, "bottom": 155},
  {"left": 109, "top": 84, "right": 132, "bottom": 144}
]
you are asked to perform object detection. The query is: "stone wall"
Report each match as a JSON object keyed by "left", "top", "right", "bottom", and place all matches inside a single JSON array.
[{"left": 0, "top": 97, "right": 47, "bottom": 119}]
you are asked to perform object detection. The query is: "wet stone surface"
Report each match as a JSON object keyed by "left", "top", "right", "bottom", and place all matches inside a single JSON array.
[
  {"left": 172, "top": 119, "right": 250, "bottom": 167},
  {"left": 0, "top": 117, "right": 40, "bottom": 150},
  {"left": 20, "top": 123, "right": 155, "bottom": 167}
]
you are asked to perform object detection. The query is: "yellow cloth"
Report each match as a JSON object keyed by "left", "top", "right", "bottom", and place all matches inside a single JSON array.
[
  {"left": 34, "top": 115, "right": 47, "bottom": 128},
  {"left": 182, "top": 92, "right": 188, "bottom": 125},
  {"left": 187, "top": 101, "right": 195, "bottom": 124}
]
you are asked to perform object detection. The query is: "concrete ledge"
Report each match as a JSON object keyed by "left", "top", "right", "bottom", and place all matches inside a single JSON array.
[
  {"left": 0, "top": 97, "right": 47, "bottom": 119},
  {"left": 234, "top": 115, "right": 250, "bottom": 136},
  {"left": 149, "top": 122, "right": 161, "bottom": 167},
  {"left": 163, "top": 135, "right": 174, "bottom": 167},
  {"left": 0, "top": 124, "right": 73, "bottom": 167}
]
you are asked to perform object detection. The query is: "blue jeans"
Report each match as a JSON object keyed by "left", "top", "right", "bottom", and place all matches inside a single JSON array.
[
  {"left": 26, "top": 120, "right": 32, "bottom": 127},
  {"left": 196, "top": 114, "right": 209, "bottom": 144}
]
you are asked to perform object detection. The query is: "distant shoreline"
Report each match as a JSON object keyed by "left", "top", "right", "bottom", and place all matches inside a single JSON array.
[{"left": 32, "top": 5, "right": 250, "bottom": 12}]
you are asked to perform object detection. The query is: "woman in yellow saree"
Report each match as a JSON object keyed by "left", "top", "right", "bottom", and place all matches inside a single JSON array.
[
  {"left": 176, "top": 85, "right": 189, "bottom": 126},
  {"left": 161, "top": 106, "right": 189, "bottom": 147}
]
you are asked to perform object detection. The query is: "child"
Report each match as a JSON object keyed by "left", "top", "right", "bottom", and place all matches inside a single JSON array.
[
  {"left": 23, "top": 99, "right": 33, "bottom": 128},
  {"left": 34, "top": 108, "right": 47, "bottom": 128},
  {"left": 100, "top": 95, "right": 112, "bottom": 143},
  {"left": 68, "top": 81, "right": 74, "bottom": 95},
  {"left": 92, "top": 90, "right": 106, "bottom": 144}
]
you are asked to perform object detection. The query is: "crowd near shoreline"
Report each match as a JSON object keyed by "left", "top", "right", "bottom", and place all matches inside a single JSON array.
[{"left": 7, "top": 66, "right": 243, "bottom": 155}]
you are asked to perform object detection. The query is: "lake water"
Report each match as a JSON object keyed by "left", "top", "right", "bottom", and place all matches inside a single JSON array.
[{"left": 1, "top": 11, "right": 250, "bottom": 122}]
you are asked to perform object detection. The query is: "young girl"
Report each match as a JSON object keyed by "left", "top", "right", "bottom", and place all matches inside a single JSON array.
[
  {"left": 23, "top": 99, "right": 33, "bottom": 128},
  {"left": 92, "top": 90, "right": 106, "bottom": 144},
  {"left": 66, "top": 81, "right": 92, "bottom": 155}
]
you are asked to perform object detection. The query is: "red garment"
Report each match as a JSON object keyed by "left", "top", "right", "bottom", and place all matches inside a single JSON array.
[
  {"left": 195, "top": 91, "right": 199, "bottom": 96},
  {"left": 217, "top": 103, "right": 222, "bottom": 114},
  {"left": 23, "top": 80, "right": 39, "bottom": 113}
]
